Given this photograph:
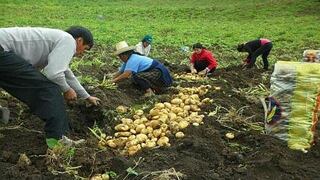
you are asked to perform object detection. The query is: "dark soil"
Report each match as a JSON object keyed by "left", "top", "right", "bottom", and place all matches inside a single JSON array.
[{"left": 1, "top": 58, "right": 320, "bottom": 180}]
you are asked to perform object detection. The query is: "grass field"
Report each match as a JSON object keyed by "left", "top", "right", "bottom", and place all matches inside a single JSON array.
[{"left": 1, "top": 0, "right": 320, "bottom": 66}]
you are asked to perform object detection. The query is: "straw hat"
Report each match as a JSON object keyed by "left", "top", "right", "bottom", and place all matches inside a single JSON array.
[{"left": 114, "top": 41, "right": 136, "bottom": 55}]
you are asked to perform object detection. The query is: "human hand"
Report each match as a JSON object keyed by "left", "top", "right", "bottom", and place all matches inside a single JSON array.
[
  {"left": 64, "top": 88, "right": 77, "bottom": 102},
  {"left": 198, "top": 68, "right": 209, "bottom": 76},
  {"left": 86, "top": 96, "right": 101, "bottom": 106}
]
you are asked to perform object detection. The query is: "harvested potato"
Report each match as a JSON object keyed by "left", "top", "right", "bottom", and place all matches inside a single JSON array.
[
  {"left": 135, "top": 109, "right": 144, "bottom": 116},
  {"left": 135, "top": 124, "right": 146, "bottom": 133},
  {"left": 106, "top": 139, "right": 117, "bottom": 148},
  {"left": 114, "top": 132, "right": 131, "bottom": 137},
  {"left": 149, "top": 108, "right": 160, "bottom": 116},
  {"left": 136, "top": 134, "right": 148, "bottom": 143},
  {"left": 225, "top": 132, "right": 235, "bottom": 139},
  {"left": 157, "top": 136, "right": 169, "bottom": 147},
  {"left": 116, "top": 105, "right": 128, "bottom": 113},
  {"left": 178, "top": 121, "right": 189, "bottom": 129},
  {"left": 175, "top": 132, "right": 185, "bottom": 138},
  {"left": 171, "top": 98, "right": 182, "bottom": 104},
  {"left": 164, "top": 102, "right": 172, "bottom": 109},
  {"left": 115, "top": 124, "right": 130, "bottom": 131},
  {"left": 128, "top": 145, "right": 140, "bottom": 155},
  {"left": 121, "top": 118, "right": 133, "bottom": 125},
  {"left": 152, "top": 128, "right": 162, "bottom": 138},
  {"left": 155, "top": 103, "right": 165, "bottom": 109}
]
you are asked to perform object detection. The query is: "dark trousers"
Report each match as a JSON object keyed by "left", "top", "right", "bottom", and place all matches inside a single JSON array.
[
  {"left": 132, "top": 68, "right": 164, "bottom": 91},
  {"left": 248, "top": 42, "right": 273, "bottom": 69},
  {"left": 194, "top": 60, "right": 216, "bottom": 73},
  {"left": 0, "top": 50, "right": 69, "bottom": 139}
]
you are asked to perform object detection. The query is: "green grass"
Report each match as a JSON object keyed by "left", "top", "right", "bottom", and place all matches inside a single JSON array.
[{"left": 1, "top": 0, "right": 320, "bottom": 67}]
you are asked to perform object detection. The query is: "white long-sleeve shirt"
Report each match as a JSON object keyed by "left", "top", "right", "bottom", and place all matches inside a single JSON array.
[
  {"left": 135, "top": 42, "right": 151, "bottom": 56},
  {"left": 0, "top": 27, "right": 90, "bottom": 98}
]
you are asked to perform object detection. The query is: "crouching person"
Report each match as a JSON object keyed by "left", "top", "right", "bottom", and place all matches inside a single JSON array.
[
  {"left": 112, "top": 41, "right": 173, "bottom": 97},
  {"left": 0, "top": 26, "right": 100, "bottom": 149}
]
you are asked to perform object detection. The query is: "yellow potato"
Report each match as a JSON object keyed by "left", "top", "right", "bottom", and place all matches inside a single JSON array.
[
  {"left": 114, "top": 124, "right": 130, "bottom": 131},
  {"left": 152, "top": 128, "right": 162, "bottom": 138},
  {"left": 128, "top": 145, "right": 140, "bottom": 156},
  {"left": 175, "top": 132, "right": 185, "bottom": 138},
  {"left": 106, "top": 139, "right": 117, "bottom": 148},
  {"left": 171, "top": 98, "right": 183, "bottom": 104},
  {"left": 115, "top": 132, "right": 131, "bottom": 137},
  {"left": 135, "top": 124, "right": 146, "bottom": 133},
  {"left": 116, "top": 105, "right": 128, "bottom": 113},
  {"left": 157, "top": 136, "right": 169, "bottom": 147},
  {"left": 135, "top": 109, "right": 144, "bottom": 116},
  {"left": 155, "top": 103, "right": 165, "bottom": 109},
  {"left": 164, "top": 102, "right": 172, "bottom": 109},
  {"left": 149, "top": 108, "right": 160, "bottom": 116},
  {"left": 136, "top": 134, "right": 148, "bottom": 143},
  {"left": 121, "top": 118, "right": 133, "bottom": 124},
  {"left": 178, "top": 121, "right": 189, "bottom": 129}
]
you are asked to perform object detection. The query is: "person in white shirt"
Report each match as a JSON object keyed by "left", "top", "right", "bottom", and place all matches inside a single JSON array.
[
  {"left": 0, "top": 26, "right": 100, "bottom": 148},
  {"left": 135, "top": 35, "right": 152, "bottom": 56}
]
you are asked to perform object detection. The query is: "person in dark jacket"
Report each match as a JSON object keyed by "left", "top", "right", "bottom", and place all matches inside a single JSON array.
[
  {"left": 113, "top": 41, "right": 173, "bottom": 97},
  {"left": 237, "top": 38, "right": 273, "bottom": 70}
]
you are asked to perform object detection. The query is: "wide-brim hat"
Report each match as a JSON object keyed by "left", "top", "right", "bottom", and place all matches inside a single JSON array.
[{"left": 114, "top": 41, "right": 136, "bottom": 55}]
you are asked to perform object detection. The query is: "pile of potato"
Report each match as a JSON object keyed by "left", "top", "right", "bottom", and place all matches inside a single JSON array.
[
  {"left": 98, "top": 85, "right": 213, "bottom": 155},
  {"left": 174, "top": 73, "right": 206, "bottom": 81}
]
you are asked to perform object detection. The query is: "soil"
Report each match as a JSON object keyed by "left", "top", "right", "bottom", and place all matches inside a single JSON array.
[{"left": 1, "top": 57, "right": 320, "bottom": 180}]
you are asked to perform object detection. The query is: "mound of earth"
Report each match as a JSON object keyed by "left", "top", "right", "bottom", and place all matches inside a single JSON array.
[{"left": 0, "top": 63, "right": 320, "bottom": 180}]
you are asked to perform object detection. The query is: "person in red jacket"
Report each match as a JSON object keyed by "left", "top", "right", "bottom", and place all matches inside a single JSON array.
[{"left": 190, "top": 43, "right": 218, "bottom": 76}]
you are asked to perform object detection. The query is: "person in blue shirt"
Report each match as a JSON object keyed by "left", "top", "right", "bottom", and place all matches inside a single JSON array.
[{"left": 112, "top": 41, "right": 173, "bottom": 96}]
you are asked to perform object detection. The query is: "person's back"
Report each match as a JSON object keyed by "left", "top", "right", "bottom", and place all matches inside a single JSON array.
[{"left": 0, "top": 27, "right": 75, "bottom": 69}]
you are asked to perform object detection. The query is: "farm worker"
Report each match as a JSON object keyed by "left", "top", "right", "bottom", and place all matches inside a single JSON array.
[
  {"left": 237, "top": 38, "right": 273, "bottom": 70},
  {"left": 190, "top": 43, "right": 218, "bottom": 76},
  {"left": 113, "top": 41, "right": 173, "bottom": 97},
  {"left": 0, "top": 26, "right": 101, "bottom": 148},
  {"left": 135, "top": 34, "right": 152, "bottom": 56}
]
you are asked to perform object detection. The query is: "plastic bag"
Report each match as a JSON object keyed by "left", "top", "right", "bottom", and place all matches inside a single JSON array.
[{"left": 263, "top": 61, "right": 320, "bottom": 152}]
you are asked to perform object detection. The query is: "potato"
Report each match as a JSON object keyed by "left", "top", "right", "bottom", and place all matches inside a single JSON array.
[
  {"left": 147, "top": 120, "right": 160, "bottom": 129},
  {"left": 146, "top": 126, "right": 154, "bottom": 133},
  {"left": 145, "top": 140, "right": 156, "bottom": 148},
  {"left": 126, "top": 139, "right": 139, "bottom": 147},
  {"left": 135, "top": 109, "right": 144, "bottom": 116},
  {"left": 136, "top": 134, "right": 148, "bottom": 143},
  {"left": 171, "top": 107, "right": 183, "bottom": 114},
  {"left": 91, "top": 174, "right": 103, "bottom": 180},
  {"left": 161, "top": 124, "right": 168, "bottom": 131},
  {"left": 132, "top": 114, "right": 140, "bottom": 120},
  {"left": 164, "top": 102, "right": 172, "bottom": 109},
  {"left": 115, "top": 132, "right": 131, "bottom": 137},
  {"left": 128, "top": 145, "right": 140, "bottom": 156},
  {"left": 201, "top": 98, "right": 211, "bottom": 103},
  {"left": 225, "top": 132, "right": 235, "bottom": 139},
  {"left": 116, "top": 105, "right": 129, "bottom": 113},
  {"left": 130, "top": 129, "right": 137, "bottom": 134},
  {"left": 106, "top": 139, "right": 117, "bottom": 148},
  {"left": 155, "top": 103, "right": 165, "bottom": 109},
  {"left": 115, "top": 124, "right": 130, "bottom": 131},
  {"left": 178, "top": 121, "right": 189, "bottom": 129},
  {"left": 133, "top": 119, "right": 144, "bottom": 125},
  {"left": 152, "top": 115, "right": 160, "bottom": 120},
  {"left": 192, "top": 122, "right": 200, "bottom": 126},
  {"left": 152, "top": 129, "right": 162, "bottom": 138},
  {"left": 101, "top": 173, "right": 110, "bottom": 180},
  {"left": 149, "top": 108, "right": 160, "bottom": 116},
  {"left": 135, "top": 124, "right": 146, "bottom": 133},
  {"left": 175, "top": 132, "right": 185, "bottom": 138},
  {"left": 128, "top": 135, "right": 136, "bottom": 141},
  {"left": 140, "top": 128, "right": 149, "bottom": 134},
  {"left": 183, "top": 105, "right": 191, "bottom": 111},
  {"left": 168, "top": 113, "right": 177, "bottom": 121},
  {"left": 171, "top": 98, "right": 182, "bottom": 104},
  {"left": 121, "top": 118, "right": 133, "bottom": 125},
  {"left": 157, "top": 137, "right": 169, "bottom": 147}
]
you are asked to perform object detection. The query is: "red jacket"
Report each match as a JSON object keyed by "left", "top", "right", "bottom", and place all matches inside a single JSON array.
[{"left": 190, "top": 49, "right": 218, "bottom": 70}]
